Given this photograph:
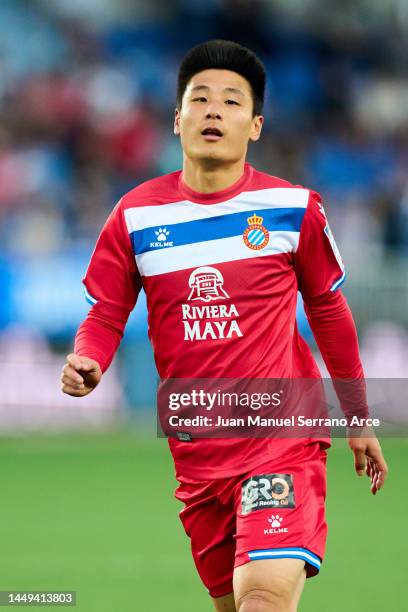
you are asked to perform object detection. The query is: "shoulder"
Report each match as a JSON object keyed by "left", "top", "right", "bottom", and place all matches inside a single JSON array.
[
  {"left": 249, "top": 167, "right": 321, "bottom": 208},
  {"left": 250, "top": 167, "right": 320, "bottom": 197},
  {"left": 119, "top": 171, "right": 182, "bottom": 210}
]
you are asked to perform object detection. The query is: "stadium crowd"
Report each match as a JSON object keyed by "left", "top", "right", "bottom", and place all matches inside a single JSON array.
[
  {"left": 1, "top": 0, "right": 408, "bottom": 258},
  {"left": 1, "top": 0, "right": 408, "bottom": 421}
]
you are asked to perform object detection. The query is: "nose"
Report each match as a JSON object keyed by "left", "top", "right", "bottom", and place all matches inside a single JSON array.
[
  {"left": 205, "top": 110, "right": 222, "bottom": 120},
  {"left": 205, "top": 99, "right": 223, "bottom": 120}
]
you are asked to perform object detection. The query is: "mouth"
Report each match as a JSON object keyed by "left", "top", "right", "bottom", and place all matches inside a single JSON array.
[{"left": 201, "top": 127, "right": 223, "bottom": 141}]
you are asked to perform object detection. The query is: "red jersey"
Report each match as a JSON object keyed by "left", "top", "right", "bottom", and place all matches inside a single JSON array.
[{"left": 77, "top": 164, "right": 366, "bottom": 479}]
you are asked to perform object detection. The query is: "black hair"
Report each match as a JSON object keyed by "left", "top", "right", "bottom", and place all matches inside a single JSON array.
[{"left": 177, "top": 40, "right": 266, "bottom": 116}]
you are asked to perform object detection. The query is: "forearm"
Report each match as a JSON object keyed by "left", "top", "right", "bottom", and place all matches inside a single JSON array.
[
  {"left": 304, "top": 290, "right": 369, "bottom": 418},
  {"left": 74, "top": 302, "right": 129, "bottom": 373}
]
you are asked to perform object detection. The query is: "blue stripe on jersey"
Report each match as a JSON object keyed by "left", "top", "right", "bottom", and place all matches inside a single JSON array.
[
  {"left": 83, "top": 286, "right": 97, "bottom": 305},
  {"left": 330, "top": 270, "right": 346, "bottom": 291},
  {"left": 130, "top": 207, "right": 305, "bottom": 255}
]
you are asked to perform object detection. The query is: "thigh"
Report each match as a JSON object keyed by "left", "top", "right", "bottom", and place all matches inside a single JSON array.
[
  {"left": 234, "top": 558, "right": 306, "bottom": 611},
  {"left": 212, "top": 592, "right": 236, "bottom": 612},
  {"left": 234, "top": 441, "right": 327, "bottom": 579},
  {"left": 176, "top": 479, "right": 236, "bottom": 599}
]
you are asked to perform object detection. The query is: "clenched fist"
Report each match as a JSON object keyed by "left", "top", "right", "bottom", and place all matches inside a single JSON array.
[{"left": 61, "top": 353, "right": 102, "bottom": 397}]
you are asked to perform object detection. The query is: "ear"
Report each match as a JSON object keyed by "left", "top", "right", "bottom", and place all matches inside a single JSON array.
[
  {"left": 174, "top": 108, "right": 181, "bottom": 135},
  {"left": 249, "top": 115, "right": 264, "bottom": 142}
]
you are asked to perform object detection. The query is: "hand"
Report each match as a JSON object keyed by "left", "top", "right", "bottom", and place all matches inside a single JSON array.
[
  {"left": 347, "top": 426, "right": 388, "bottom": 495},
  {"left": 61, "top": 353, "right": 102, "bottom": 397}
]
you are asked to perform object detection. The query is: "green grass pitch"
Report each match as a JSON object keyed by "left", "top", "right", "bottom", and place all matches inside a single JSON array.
[{"left": 0, "top": 432, "right": 405, "bottom": 611}]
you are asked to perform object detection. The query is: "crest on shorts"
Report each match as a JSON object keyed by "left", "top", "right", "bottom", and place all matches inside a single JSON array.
[
  {"left": 241, "top": 473, "right": 295, "bottom": 514},
  {"left": 243, "top": 213, "right": 269, "bottom": 250}
]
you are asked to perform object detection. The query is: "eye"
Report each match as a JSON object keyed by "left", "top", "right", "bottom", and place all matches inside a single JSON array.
[
  {"left": 225, "top": 99, "right": 239, "bottom": 105},
  {"left": 192, "top": 97, "right": 207, "bottom": 102}
]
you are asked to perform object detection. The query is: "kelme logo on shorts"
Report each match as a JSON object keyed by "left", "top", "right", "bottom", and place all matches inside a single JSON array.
[{"left": 241, "top": 473, "right": 295, "bottom": 515}]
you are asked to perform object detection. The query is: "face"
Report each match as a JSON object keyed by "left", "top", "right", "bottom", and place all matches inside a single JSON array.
[{"left": 174, "top": 69, "right": 263, "bottom": 166}]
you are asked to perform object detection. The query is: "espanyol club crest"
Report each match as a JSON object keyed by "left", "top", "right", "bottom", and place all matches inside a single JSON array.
[{"left": 243, "top": 213, "right": 269, "bottom": 250}]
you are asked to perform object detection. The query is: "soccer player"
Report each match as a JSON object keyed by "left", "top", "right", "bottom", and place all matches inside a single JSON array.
[{"left": 61, "top": 41, "right": 388, "bottom": 612}]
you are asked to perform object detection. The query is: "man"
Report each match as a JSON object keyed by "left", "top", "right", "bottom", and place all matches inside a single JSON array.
[{"left": 61, "top": 40, "right": 388, "bottom": 612}]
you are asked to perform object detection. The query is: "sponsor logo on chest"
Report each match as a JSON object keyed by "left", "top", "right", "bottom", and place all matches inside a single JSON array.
[{"left": 181, "top": 266, "right": 243, "bottom": 341}]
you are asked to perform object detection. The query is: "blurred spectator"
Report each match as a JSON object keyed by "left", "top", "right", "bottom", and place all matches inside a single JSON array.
[
  {"left": 0, "top": 325, "right": 124, "bottom": 429},
  {"left": 0, "top": 0, "right": 406, "bottom": 260},
  {"left": 0, "top": 0, "right": 407, "bottom": 397}
]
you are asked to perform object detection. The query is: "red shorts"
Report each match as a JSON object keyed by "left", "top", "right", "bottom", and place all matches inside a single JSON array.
[{"left": 175, "top": 441, "right": 327, "bottom": 598}]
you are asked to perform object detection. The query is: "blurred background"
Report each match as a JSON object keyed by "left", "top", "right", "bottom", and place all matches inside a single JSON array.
[{"left": 0, "top": 1, "right": 406, "bottom": 610}]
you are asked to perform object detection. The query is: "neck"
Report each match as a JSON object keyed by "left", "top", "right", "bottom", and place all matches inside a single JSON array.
[{"left": 182, "top": 157, "right": 246, "bottom": 194}]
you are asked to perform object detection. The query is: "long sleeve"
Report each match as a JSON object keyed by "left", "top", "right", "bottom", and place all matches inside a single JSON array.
[
  {"left": 74, "top": 199, "right": 142, "bottom": 372},
  {"left": 75, "top": 301, "right": 129, "bottom": 373},
  {"left": 304, "top": 290, "right": 369, "bottom": 419},
  {"left": 294, "top": 190, "right": 368, "bottom": 419}
]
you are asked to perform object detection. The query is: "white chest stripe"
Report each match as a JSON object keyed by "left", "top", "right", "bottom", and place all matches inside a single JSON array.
[
  {"left": 136, "top": 231, "right": 299, "bottom": 277},
  {"left": 124, "top": 187, "right": 309, "bottom": 232}
]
